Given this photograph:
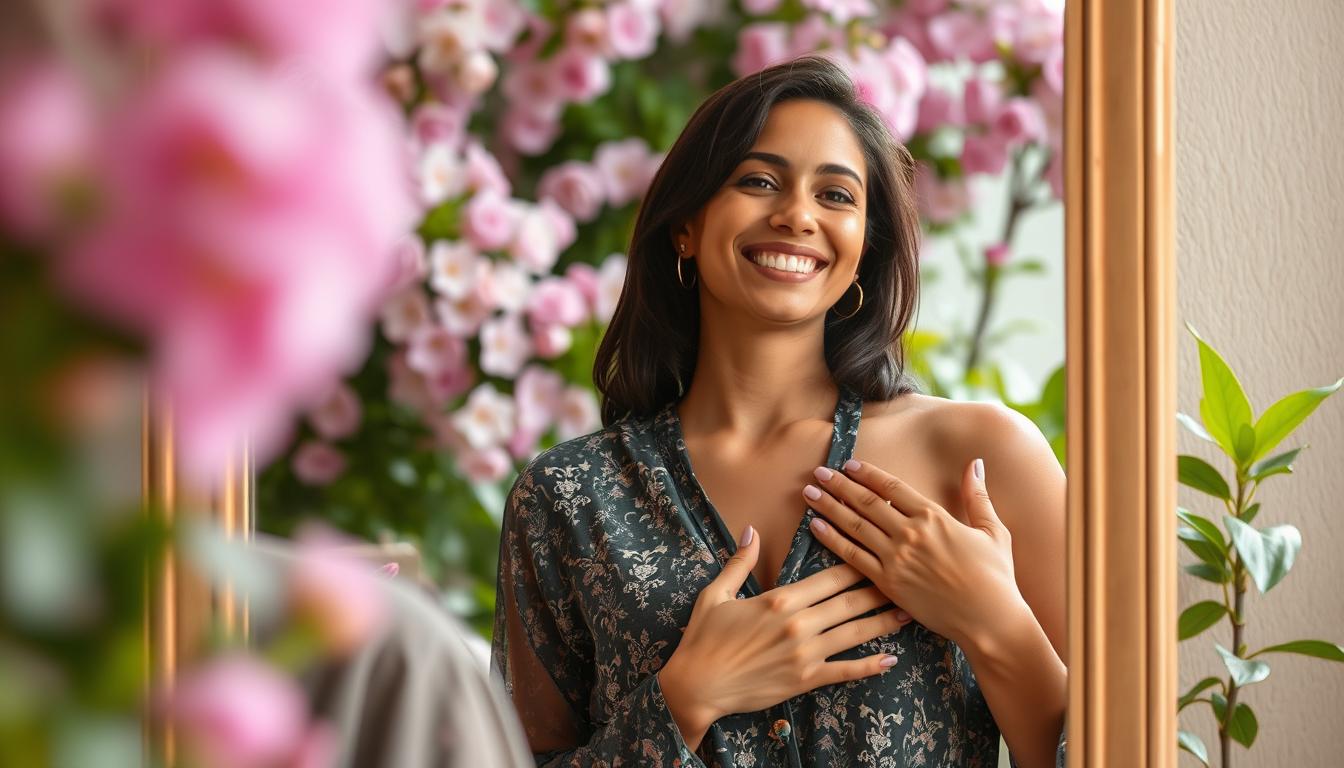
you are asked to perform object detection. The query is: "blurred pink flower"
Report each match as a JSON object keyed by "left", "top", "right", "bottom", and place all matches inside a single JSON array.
[
  {"left": 541, "top": 198, "right": 577, "bottom": 252},
  {"left": 985, "top": 242, "right": 1012, "bottom": 266},
  {"left": 480, "top": 260, "right": 531, "bottom": 314},
  {"left": 880, "top": 11, "right": 938, "bottom": 62},
  {"left": 527, "top": 277, "right": 588, "bottom": 328},
  {"left": 552, "top": 46, "right": 611, "bottom": 104},
  {"left": 1041, "top": 47, "right": 1065, "bottom": 96},
  {"left": 606, "top": 2, "right": 660, "bottom": 60},
  {"left": 538, "top": 160, "right": 606, "bottom": 223},
  {"left": 658, "top": 0, "right": 719, "bottom": 43},
  {"left": 478, "top": 314, "right": 532, "bottom": 377},
  {"left": 0, "top": 60, "right": 93, "bottom": 238},
  {"left": 453, "top": 50, "right": 499, "bottom": 96},
  {"left": 514, "top": 365, "right": 563, "bottom": 432},
  {"left": 595, "top": 253, "right": 628, "bottom": 323},
  {"left": 531, "top": 323, "right": 574, "bottom": 359},
  {"left": 424, "top": 363, "right": 476, "bottom": 403},
  {"left": 435, "top": 289, "right": 492, "bottom": 340},
  {"left": 461, "top": 189, "right": 518, "bottom": 251},
  {"left": 741, "top": 0, "right": 783, "bottom": 14},
  {"left": 381, "top": 289, "right": 434, "bottom": 343},
  {"left": 566, "top": 8, "right": 610, "bottom": 54},
  {"left": 787, "top": 15, "right": 842, "bottom": 56},
  {"left": 418, "top": 142, "right": 466, "bottom": 207},
  {"left": 406, "top": 324, "right": 468, "bottom": 376},
  {"left": 477, "top": 0, "right": 529, "bottom": 53},
  {"left": 594, "top": 138, "right": 654, "bottom": 207},
  {"left": 291, "top": 525, "right": 388, "bottom": 654},
  {"left": 380, "top": 235, "right": 428, "bottom": 300},
  {"left": 167, "top": 654, "right": 308, "bottom": 768},
  {"left": 463, "top": 140, "right": 511, "bottom": 197},
  {"left": 1044, "top": 149, "right": 1063, "bottom": 199},
  {"left": 927, "top": 10, "right": 998, "bottom": 64},
  {"left": 998, "top": 0, "right": 1063, "bottom": 66},
  {"left": 509, "top": 203, "right": 566, "bottom": 274},
  {"left": 962, "top": 76, "right": 1003, "bottom": 125},
  {"left": 906, "top": 0, "right": 950, "bottom": 15},
  {"left": 379, "top": 561, "right": 400, "bottom": 577},
  {"left": 915, "top": 86, "right": 964, "bottom": 134},
  {"left": 960, "top": 131, "right": 1009, "bottom": 175},
  {"left": 289, "top": 722, "right": 339, "bottom": 768},
  {"left": 564, "top": 262, "right": 602, "bottom": 311},
  {"left": 59, "top": 50, "right": 415, "bottom": 477},
  {"left": 914, "top": 162, "right": 970, "bottom": 224},
  {"left": 501, "top": 61, "right": 562, "bottom": 118},
  {"left": 507, "top": 424, "right": 544, "bottom": 460},
  {"left": 731, "top": 23, "right": 791, "bottom": 78},
  {"left": 453, "top": 382, "right": 515, "bottom": 449},
  {"left": 410, "top": 101, "right": 469, "bottom": 152},
  {"left": 386, "top": 351, "right": 438, "bottom": 412},
  {"left": 556, "top": 386, "right": 600, "bottom": 440},
  {"left": 307, "top": 382, "right": 361, "bottom": 441},
  {"left": 500, "top": 106, "right": 561, "bottom": 156},
  {"left": 457, "top": 444, "right": 512, "bottom": 483},
  {"left": 992, "top": 98, "right": 1046, "bottom": 145},
  {"left": 292, "top": 441, "right": 348, "bottom": 486},
  {"left": 428, "top": 240, "right": 481, "bottom": 299}
]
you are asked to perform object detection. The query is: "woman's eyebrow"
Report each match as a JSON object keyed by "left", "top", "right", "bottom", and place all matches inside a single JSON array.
[{"left": 742, "top": 151, "right": 864, "bottom": 189}]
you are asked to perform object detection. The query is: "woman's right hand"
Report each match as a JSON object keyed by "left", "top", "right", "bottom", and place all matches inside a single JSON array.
[{"left": 657, "top": 525, "right": 912, "bottom": 749}]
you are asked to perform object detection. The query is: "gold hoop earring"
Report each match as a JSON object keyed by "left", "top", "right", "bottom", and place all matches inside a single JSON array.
[
  {"left": 676, "top": 253, "right": 697, "bottom": 289},
  {"left": 832, "top": 280, "right": 863, "bottom": 320}
]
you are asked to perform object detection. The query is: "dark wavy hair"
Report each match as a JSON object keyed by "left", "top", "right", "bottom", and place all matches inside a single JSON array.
[{"left": 593, "top": 55, "right": 923, "bottom": 426}]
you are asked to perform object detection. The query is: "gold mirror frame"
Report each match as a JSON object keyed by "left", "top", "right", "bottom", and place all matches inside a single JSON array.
[{"left": 145, "top": 0, "right": 1177, "bottom": 763}]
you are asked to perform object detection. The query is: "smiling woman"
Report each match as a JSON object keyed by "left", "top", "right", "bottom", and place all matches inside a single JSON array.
[{"left": 491, "top": 56, "right": 1068, "bottom": 768}]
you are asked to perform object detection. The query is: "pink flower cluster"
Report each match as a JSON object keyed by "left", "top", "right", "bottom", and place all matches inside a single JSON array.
[{"left": 0, "top": 0, "right": 417, "bottom": 480}]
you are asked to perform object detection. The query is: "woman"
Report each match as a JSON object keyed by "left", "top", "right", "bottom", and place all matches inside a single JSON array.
[{"left": 492, "top": 56, "right": 1067, "bottom": 768}]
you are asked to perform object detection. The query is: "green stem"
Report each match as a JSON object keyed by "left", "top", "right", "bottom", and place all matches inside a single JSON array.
[
  {"left": 1219, "top": 476, "right": 1251, "bottom": 768},
  {"left": 963, "top": 149, "right": 1035, "bottom": 374}
]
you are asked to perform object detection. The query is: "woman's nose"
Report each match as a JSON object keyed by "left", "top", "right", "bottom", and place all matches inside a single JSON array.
[{"left": 768, "top": 191, "right": 817, "bottom": 236}]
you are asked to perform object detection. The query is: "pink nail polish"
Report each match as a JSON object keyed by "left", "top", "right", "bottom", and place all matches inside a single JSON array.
[
  {"left": 843, "top": 459, "right": 861, "bottom": 472},
  {"left": 813, "top": 466, "right": 833, "bottom": 482},
  {"left": 879, "top": 655, "right": 898, "bottom": 668},
  {"left": 740, "top": 525, "right": 755, "bottom": 547},
  {"left": 803, "top": 484, "right": 822, "bottom": 500},
  {"left": 810, "top": 518, "right": 830, "bottom": 535},
  {"left": 974, "top": 458, "right": 984, "bottom": 480}
]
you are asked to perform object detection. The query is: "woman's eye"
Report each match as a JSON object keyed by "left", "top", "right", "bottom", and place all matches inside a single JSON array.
[
  {"left": 738, "top": 176, "right": 776, "bottom": 190},
  {"left": 822, "top": 189, "right": 856, "bottom": 205}
]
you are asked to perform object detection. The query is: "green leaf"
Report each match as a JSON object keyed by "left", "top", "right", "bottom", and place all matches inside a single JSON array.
[
  {"left": 1234, "top": 423, "right": 1257, "bottom": 464},
  {"left": 1184, "top": 562, "right": 1230, "bottom": 585},
  {"left": 1178, "top": 529, "right": 1227, "bottom": 570},
  {"left": 1242, "top": 502, "right": 1261, "bottom": 524},
  {"left": 1179, "top": 601, "right": 1229, "bottom": 641},
  {"left": 1228, "top": 703, "right": 1258, "bottom": 748},
  {"left": 1211, "top": 691, "right": 1227, "bottom": 722},
  {"left": 1178, "top": 730, "right": 1209, "bottom": 766},
  {"left": 1226, "top": 516, "right": 1301, "bottom": 593},
  {"left": 1249, "top": 446, "right": 1303, "bottom": 482},
  {"left": 1177, "top": 507, "right": 1228, "bottom": 557},
  {"left": 1177, "top": 455, "right": 1232, "bottom": 500},
  {"left": 1250, "top": 377, "right": 1343, "bottom": 463},
  {"left": 1177, "top": 412, "right": 1216, "bottom": 444},
  {"left": 1178, "top": 676, "right": 1223, "bottom": 711},
  {"left": 1189, "top": 323, "right": 1254, "bottom": 459},
  {"left": 1215, "top": 643, "right": 1271, "bottom": 688},
  {"left": 1249, "top": 639, "right": 1344, "bottom": 662}
]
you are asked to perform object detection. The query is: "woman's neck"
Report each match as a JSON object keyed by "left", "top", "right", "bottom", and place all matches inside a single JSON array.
[{"left": 677, "top": 321, "right": 837, "bottom": 444}]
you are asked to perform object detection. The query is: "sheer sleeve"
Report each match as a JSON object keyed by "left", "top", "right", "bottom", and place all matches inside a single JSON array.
[{"left": 490, "top": 463, "right": 707, "bottom": 768}]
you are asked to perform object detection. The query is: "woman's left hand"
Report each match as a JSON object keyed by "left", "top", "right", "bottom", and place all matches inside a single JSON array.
[{"left": 802, "top": 457, "right": 1027, "bottom": 650}]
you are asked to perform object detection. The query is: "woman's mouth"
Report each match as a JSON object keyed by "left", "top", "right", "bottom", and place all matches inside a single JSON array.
[{"left": 745, "top": 250, "right": 823, "bottom": 274}]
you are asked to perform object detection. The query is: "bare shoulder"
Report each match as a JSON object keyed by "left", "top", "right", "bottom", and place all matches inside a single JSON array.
[{"left": 861, "top": 393, "right": 1048, "bottom": 464}]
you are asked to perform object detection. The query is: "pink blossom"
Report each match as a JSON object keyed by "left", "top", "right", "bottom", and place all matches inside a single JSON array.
[
  {"left": 741, "top": 0, "right": 783, "bottom": 13},
  {"left": 406, "top": 324, "right": 468, "bottom": 376},
  {"left": 928, "top": 11, "right": 999, "bottom": 64},
  {"left": 556, "top": 386, "right": 600, "bottom": 440},
  {"left": 802, "top": 0, "right": 877, "bottom": 24},
  {"left": 463, "top": 140, "right": 511, "bottom": 197},
  {"left": 500, "top": 106, "right": 561, "bottom": 156},
  {"left": 424, "top": 362, "right": 476, "bottom": 403},
  {"left": 461, "top": 189, "right": 518, "bottom": 251},
  {"left": 509, "top": 203, "right": 563, "bottom": 274},
  {"left": 962, "top": 76, "right": 1003, "bottom": 125},
  {"left": 167, "top": 654, "right": 308, "bottom": 768},
  {"left": 527, "top": 277, "right": 588, "bottom": 328},
  {"left": 416, "top": 8, "right": 481, "bottom": 75},
  {"left": 480, "top": 260, "right": 532, "bottom": 314},
  {"left": 595, "top": 253, "right": 628, "bottom": 323},
  {"left": 1041, "top": 47, "right": 1065, "bottom": 96},
  {"left": 478, "top": 314, "right": 532, "bottom": 377},
  {"left": 541, "top": 198, "right": 577, "bottom": 252},
  {"left": 418, "top": 142, "right": 466, "bottom": 207},
  {"left": 457, "top": 444, "right": 512, "bottom": 483},
  {"left": 659, "top": 0, "right": 719, "bottom": 43},
  {"left": 291, "top": 524, "right": 388, "bottom": 654},
  {"left": 906, "top": 0, "right": 950, "bottom": 15},
  {"left": 531, "top": 323, "right": 573, "bottom": 358},
  {"left": 501, "top": 61, "right": 562, "bottom": 119},
  {"left": 564, "top": 262, "right": 602, "bottom": 311},
  {"left": 59, "top": 51, "right": 414, "bottom": 477},
  {"left": 507, "top": 424, "right": 544, "bottom": 460},
  {"left": 514, "top": 365, "right": 564, "bottom": 432},
  {"left": 880, "top": 11, "right": 938, "bottom": 62},
  {"left": 999, "top": 0, "right": 1064, "bottom": 66},
  {"left": 0, "top": 60, "right": 93, "bottom": 238},
  {"left": 380, "top": 235, "right": 428, "bottom": 300},
  {"left": 477, "top": 0, "right": 529, "bottom": 53},
  {"left": 787, "top": 15, "right": 843, "bottom": 56},
  {"left": 381, "top": 289, "right": 433, "bottom": 343},
  {"left": 960, "top": 131, "right": 1009, "bottom": 176},
  {"left": 386, "top": 351, "right": 438, "bottom": 412},
  {"left": 566, "top": 8, "right": 610, "bottom": 53},
  {"left": 506, "top": 14, "right": 555, "bottom": 62},
  {"left": 307, "top": 381, "right": 361, "bottom": 441},
  {"left": 915, "top": 86, "right": 964, "bottom": 133},
  {"left": 292, "top": 441, "right": 348, "bottom": 486},
  {"left": 1044, "top": 149, "right": 1063, "bottom": 199},
  {"left": 289, "top": 723, "right": 339, "bottom": 768},
  {"left": 992, "top": 98, "right": 1046, "bottom": 145},
  {"left": 435, "top": 289, "right": 492, "bottom": 340},
  {"left": 453, "top": 50, "right": 499, "bottom": 96},
  {"left": 883, "top": 36, "right": 928, "bottom": 102},
  {"left": 427, "top": 240, "right": 481, "bottom": 299},
  {"left": 914, "top": 162, "right": 970, "bottom": 224},
  {"left": 606, "top": 2, "right": 660, "bottom": 60},
  {"left": 552, "top": 46, "right": 612, "bottom": 104},
  {"left": 985, "top": 242, "right": 1012, "bottom": 266},
  {"left": 453, "top": 382, "right": 515, "bottom": 449},
  {"left": 410, "top": 101, "right": 469, "bottom": 153},
  {"left": 538, "top": 160, "right": 606, "bottom": 223},
  {"left": 594, "top": 138, "right": 654, "bottom": 207},
  {"left": 731, "top": 23, "right": 792, "bottom": 78}
]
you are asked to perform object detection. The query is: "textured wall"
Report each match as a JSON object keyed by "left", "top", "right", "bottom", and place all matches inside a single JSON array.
[{"left": 1175, "top": 0, "right": 1344, "bottom": 764}]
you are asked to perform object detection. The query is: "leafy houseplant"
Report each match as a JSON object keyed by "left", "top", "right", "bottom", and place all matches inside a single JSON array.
[{"left": 1174, "top": 323, "right": 1344, "bottom": 767}]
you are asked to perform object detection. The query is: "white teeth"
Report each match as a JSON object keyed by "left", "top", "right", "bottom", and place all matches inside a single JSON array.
[{"left": 748, "top": 250, "right": 819, "bottom": 274}]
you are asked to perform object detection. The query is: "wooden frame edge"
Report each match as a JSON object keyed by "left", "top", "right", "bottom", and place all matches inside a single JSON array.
[{"left": 1064, "top": 0, "right": 1177, "bottom": 765}]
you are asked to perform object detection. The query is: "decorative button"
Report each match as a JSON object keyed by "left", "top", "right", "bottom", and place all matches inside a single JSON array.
[{"left": 769, "top": 718, "right": 792, "bottom": 744}]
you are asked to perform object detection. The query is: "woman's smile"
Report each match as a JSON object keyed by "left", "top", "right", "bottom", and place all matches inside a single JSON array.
[{"left": 741, "top": 240, "right": 830, "bottom": 282}]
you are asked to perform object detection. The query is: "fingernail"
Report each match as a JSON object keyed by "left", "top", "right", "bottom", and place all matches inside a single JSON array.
[
  {"left": 879, "top": 655, "right": 898, "bottom": 668},
  {"left": 740, "top": 525, "right": 755, "bottom": 547},
  {"left": 810, "top": 517, "right": 830, "bottom": 535},
  {"left": 803, "top": 484, "right": 822, "bottom": 500},
  {"left": 974, "top": 458, "right": 984, "bottom": 480},
  {"left": 895, "top": 610, "right": 911, "bottom": 623},
  {"left": 843, "top": 459, "right": 861, "bottom": 472},
  {"left": 813, "top": 466, "right": 833, "bottom": 482}
]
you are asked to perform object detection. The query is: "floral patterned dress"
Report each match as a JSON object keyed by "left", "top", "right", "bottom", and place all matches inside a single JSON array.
[{"left": 491, "top": 384, "right": 1067, "bottom": 767}]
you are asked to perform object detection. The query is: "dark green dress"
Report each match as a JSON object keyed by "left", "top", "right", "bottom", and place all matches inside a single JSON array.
[{"left": 492, "top": 385, "right": 1067, "bottom": 767}]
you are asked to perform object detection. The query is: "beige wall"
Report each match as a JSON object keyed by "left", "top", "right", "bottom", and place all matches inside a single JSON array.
[{"left": 1176, "top": 0, "right": 1344, "bottom": 764}]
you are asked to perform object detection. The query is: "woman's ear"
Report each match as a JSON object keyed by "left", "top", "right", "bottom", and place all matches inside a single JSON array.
[{"left": 672, "top": 221, "right": 695, "bottom": 256}]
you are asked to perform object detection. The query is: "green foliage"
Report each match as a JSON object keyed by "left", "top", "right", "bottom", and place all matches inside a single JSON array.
[{"left": 1175, "top": 323, "right": 1342, "bottom": 765}]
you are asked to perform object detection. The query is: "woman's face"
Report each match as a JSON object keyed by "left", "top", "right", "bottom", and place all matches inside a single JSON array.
[{"left": 681, "top": 99, "right": 868, "bottom": 326}]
